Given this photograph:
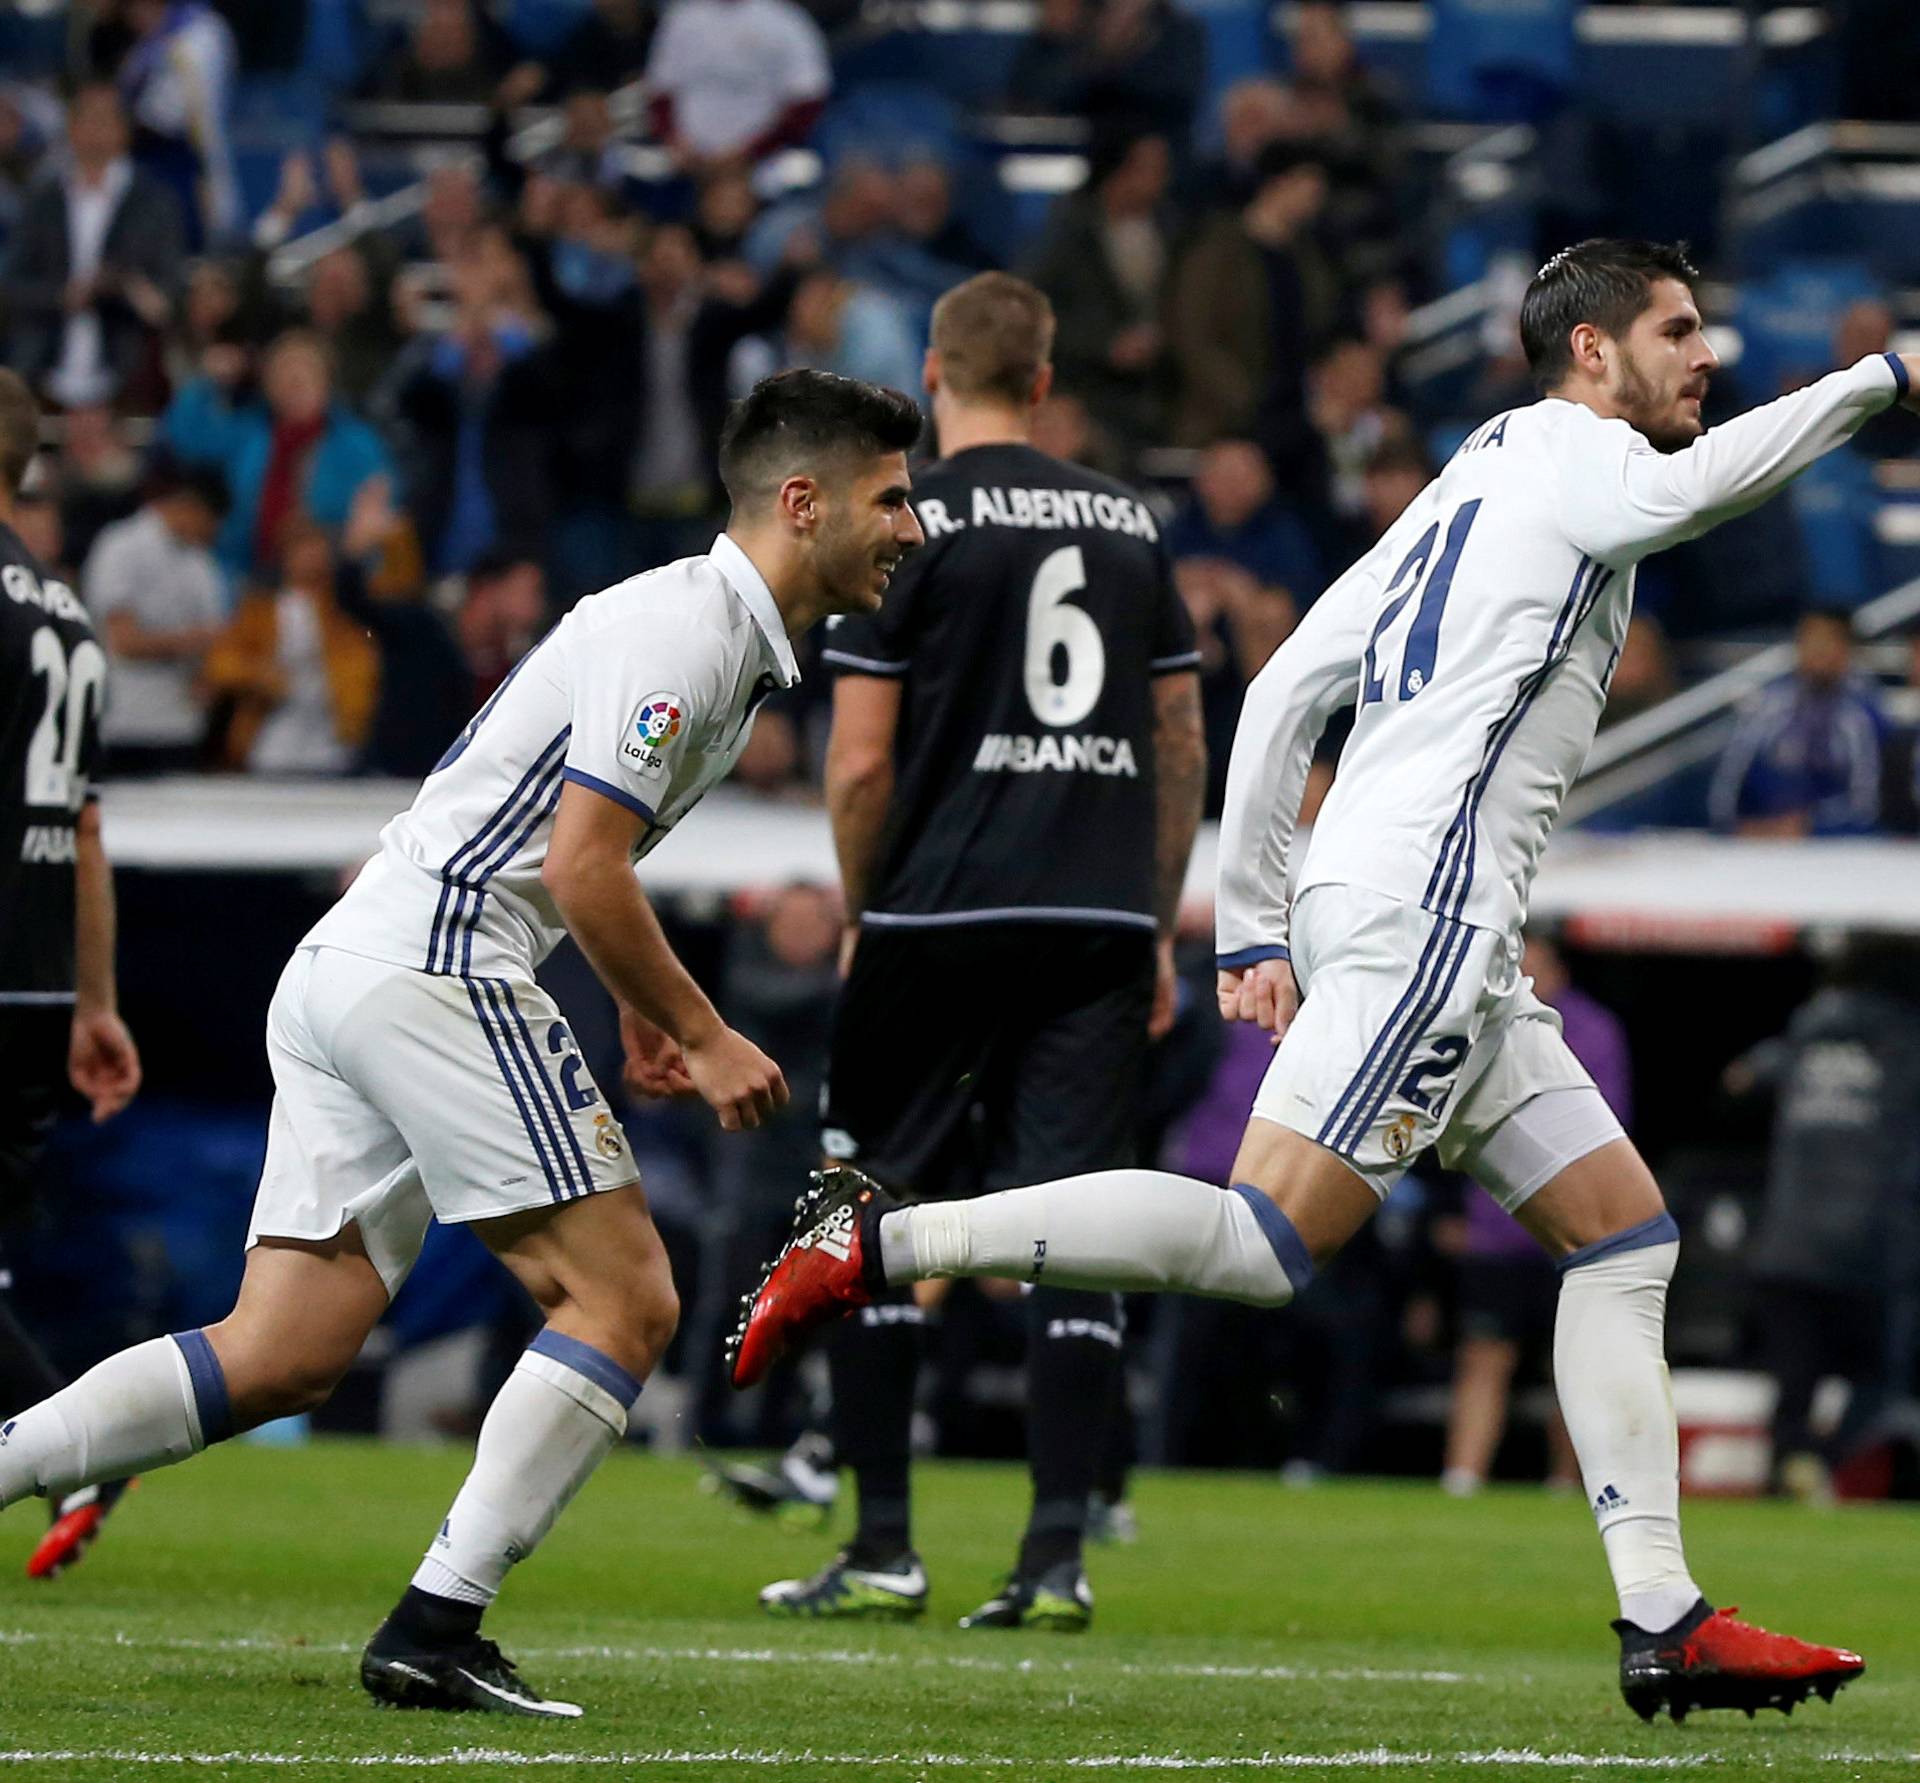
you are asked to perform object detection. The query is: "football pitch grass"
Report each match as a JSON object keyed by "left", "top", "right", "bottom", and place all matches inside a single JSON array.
[{"left": 0, "top": 1442, "right": 1914, "bottom": 1780}]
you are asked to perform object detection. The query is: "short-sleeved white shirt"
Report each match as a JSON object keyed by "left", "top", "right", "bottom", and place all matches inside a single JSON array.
[
  {"left": 645, "top": 0, "right": 831, "bottom": 158},
  {"left": 307, "top": 534, "right": 799, "bottom": 978}
]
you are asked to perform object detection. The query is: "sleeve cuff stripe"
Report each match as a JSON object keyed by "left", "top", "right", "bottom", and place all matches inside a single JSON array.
[
  {"left": 822, "top": 650, "right": 910, "bottom": 674},
  {"left": 1151, "top": 651, "right": 1204, "bottom": 671},
  {"left": 1216, "top": 945, "right": 1290, "bottom": 970},
  {"left": 561, "top": 766, "right": 657, "bottom": 826},
  {"left": 1887, "top": 353, "right": 1910, "bottom": 401}
]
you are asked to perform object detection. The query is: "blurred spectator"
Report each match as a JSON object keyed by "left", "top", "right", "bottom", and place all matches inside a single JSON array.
[
  {"left": 1028, "top": 391, "right": 1125, "bottom": 477},
  {"left": 52, "top": 402, "right": 144, "bottom": 568},
  {"left": 1288, "top": 1, "right": 1402, "bottom": 143},
  {"left": 113, "top": 0, "right": 239, "bottom": 248},
  {"left": 1029, "top": 129, "right": 1174, "bottom": 459},
  {"left": 0, "top": 81, "right": 64, "bottom": 242},
  {"left": 301, "top": 245, "right": 406, "bottom": 412},
  {"left": 534, "top": 88, "right": 628, "bottom": 197},
  {"left": 164, "top": 258, "right": 247, "bottom": 391},
  {"left": 1440, "top": 932, "right": 1631, "bottom": 1496},
  {"left": 4, "top": 83, "right": 183, "bottom": 413},
  {"left": 1730, "top": 935, "right": 1920, "bottom": 1502},
  {"left": 162, "top": 327, "right": 392, "bottom": 578},
  {"left": 1165, "top": 141, "right": 1334, "bottom": 454},
  {"left": 457, "top": 552, "right": 549, "bottom": 707},
  {"left": 693, "top": 164, "right": 759, "bottom": 260},
  {"left": 1188, "top": 77, "right": 1291, "bottom": 211},
  {"left": 1166, "top": 439, "right": 1322, "bottom": 605},
  {"left": 646, "top": 0, "right": 831, "bottom": 171},
  {"left": 1598, "top": 614, "right": 1676, "bottom": 730},
  {"left": 83, "top": 456, "right": 229, "bottom": 776},
  {"left": 1358, "top": 433, "right": 1432, "bottom": 545},
  {"left": 527, "top": 0, "right": 657, "bottom": 99},
  {"left": 1312, "top": 339, "right": 1403, "bottom": 521},
  {"left": 394, "top": 236, "right": 560, "bottom": 574},
  {"left": 733, "top": 266, "right": 919, "bottom": 398},
  {"left": 729, "top": 704, "right": 811, "bottom": 800},
  {"left": 895, "top": 159, "right": 993, "bottom": 275},
  {"left": 1007, "top": 0, "right": 1206, "bottom": 146},
  {"left": 400, "top": 161, "right": 488, "bottom": 269},
  {"left": 202, "top": 518, "right": 379, "bottom": 774},
  {"left": 1709, "top": 608, "right": 1888, "bottom": 838},
  {"left": 11, "top": 487, "right": 67, "bottom": 578},
  {"left": 333, "top": 476, "right": 471, "bottom": 778},
  {"left": 368, "top": 0, "right": 505, "bottom": 104}
]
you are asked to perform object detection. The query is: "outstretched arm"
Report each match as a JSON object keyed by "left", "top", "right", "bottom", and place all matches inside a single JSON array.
[
  {"left": 1562, "top": 354, "right": 1916, "bottom": 560},
  {"left": 1213, "top": 568, "right": 1373, "bottom": 1006},
  {"left": 69, "top": 803, "right": 141, "bottom": 1123}
]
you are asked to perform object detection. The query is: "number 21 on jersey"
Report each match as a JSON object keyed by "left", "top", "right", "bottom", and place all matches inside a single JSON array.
[{"left": 1361, "top": 499, "right": 1481, "bottom": 708}]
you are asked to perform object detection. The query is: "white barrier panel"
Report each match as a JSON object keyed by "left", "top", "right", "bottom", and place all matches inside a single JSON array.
[{"left": 95, "top": 778, "right": 1920, "bottom": 944}]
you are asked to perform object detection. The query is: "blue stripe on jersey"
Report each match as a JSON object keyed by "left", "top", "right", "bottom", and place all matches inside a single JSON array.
[
  {"left": 466, "top": 978, "right": 568, "bottom": 1201},
  {"left": 1319, "top": 556, "right": 1618, "bottom": 1165},
  {"left": 427, "top": 728, "right": 571, "bottom": 974},
  {"left": 498, "top": 978, "right": 596, "bottom": 1193},
  {"left": 458, "top": 752, "right": 569, "bottom": 978},
  {"left": 472, "top": 977, "right": 583, "bottom": 1200},
  {"left": 560, "top": 766, "right": 657, "bottom": 825},
  {"left": 1422, "top": 556, "right": 1606, "bottom": 922}
]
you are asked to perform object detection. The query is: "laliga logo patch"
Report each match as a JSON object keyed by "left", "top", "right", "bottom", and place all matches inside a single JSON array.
[
  {"left": 593, "top": 1110, "right": 625, "bottom": 1159},
  {"left": 635, "top": 695, "right": 683, "bottom": 745},
  {"left": 622, "top": 690, "right": 685, "bottom": 780}
]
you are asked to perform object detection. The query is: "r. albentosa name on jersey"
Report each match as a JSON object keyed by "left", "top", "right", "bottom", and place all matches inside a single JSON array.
[{"left": 916, "top": 486, "right": 1160, "bottom": 541}]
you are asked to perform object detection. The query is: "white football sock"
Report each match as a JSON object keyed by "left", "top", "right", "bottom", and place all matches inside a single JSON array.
[
  {"left": 0, "top": 1334, "right": 224, "bottom": 1509},
  {"left": 1552, "top": 1218, "right": 1700, "bottom": 1632},
  {"left": 877, "top": 1170, "right": 1311, "bottom": 1308},
  {"left": 411, "top": 1330, "right": 639, "bottom": 1607}
]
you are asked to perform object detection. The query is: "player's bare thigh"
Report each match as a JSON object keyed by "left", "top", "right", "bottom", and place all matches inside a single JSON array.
[
  {"left": 204, "top": 1226, "right": 391, "bottom": 1429},
  {"left": 1229, "top": 1116, "right": 1382, "bottom": 1263},
  {"left": 476, "top": 1180, "right": 678, "bottom": 1379},
  {"left": 1508, "top": 1136, "right": 1666, "bottom": 1260}
]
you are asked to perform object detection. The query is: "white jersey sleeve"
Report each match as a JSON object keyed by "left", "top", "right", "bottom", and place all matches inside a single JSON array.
[
  {"left": 1558, "top": 354, "right": 1905, "bottom": 562},
  {"left": 1213, "top": 539, "right": 1382, "bottom": 965},
  {"left": 559, "top": 616, "right": 731, "bottom": 827}
]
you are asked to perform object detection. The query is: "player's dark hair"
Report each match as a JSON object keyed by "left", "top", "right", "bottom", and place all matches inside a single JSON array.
[
  {"left": 0, "top": 368, "right": 41, "bottom": 498},
  {"left": 931, "top": 272, "right": 1056, "bottom": 407},
  {"left": 1519, "top": 239, "right": 1701, "bottom": 392},
  {"left": 717, "top": 369, "right": 923, "bottom": 509}
]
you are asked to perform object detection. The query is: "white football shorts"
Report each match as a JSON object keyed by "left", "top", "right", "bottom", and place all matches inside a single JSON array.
[
  {"left": 249, "top": 945, "right": 638, "bottom": 1295},
  {"left": 1251, "top": 884, "right": 1620, "bottom": 1206}
]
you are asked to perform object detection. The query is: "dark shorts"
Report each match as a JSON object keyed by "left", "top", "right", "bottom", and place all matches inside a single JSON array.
[
  {"left": 1457, "top": 1253, "right": 1558, "bottom": 1348},
  {"left": 821, "top": 923, "right": 1155, "bottom": 1201},
  {"left": 0, "top": 1005, "right": 69, "bottom": 1218}
]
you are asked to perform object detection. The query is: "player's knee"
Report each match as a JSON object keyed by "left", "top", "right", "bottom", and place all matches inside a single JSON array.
[{"left": 628, "top": 1275, "right": 680, "bottom": 1365}]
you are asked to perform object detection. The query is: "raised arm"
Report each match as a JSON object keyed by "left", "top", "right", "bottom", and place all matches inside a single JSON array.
[
  {"left": 1561, "top": 355, "right": 1915, "bottom": 561},
  {"left": 1214, "top": 570, "right": 1372, "bottom": 979}
]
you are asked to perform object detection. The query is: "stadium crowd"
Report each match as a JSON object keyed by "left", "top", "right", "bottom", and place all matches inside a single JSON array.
[{"left": 3, "top": 0, "right": 1918, "bottom": 1497}]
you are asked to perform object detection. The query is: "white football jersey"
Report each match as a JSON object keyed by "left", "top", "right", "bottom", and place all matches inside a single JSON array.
[
  {"left": 309, "top": 534, "right": 799, "bottom": 977},
  {"left": 1215, "top": 354, "right": 1907, "bottom": 963}
]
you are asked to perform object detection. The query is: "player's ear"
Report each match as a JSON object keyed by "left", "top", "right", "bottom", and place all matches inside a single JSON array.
[
  {"left": 778, "top": 474, "right": 822, "bottom": 534},
  {"left": 1569, "top": 321, "right": 1606, "bottom": 381},
  {"left": 922, "top": 347, "right": 941, "bottom": 398},
  {"left": 1029, "top": 362, "right": 1054, "bottom": 408}
]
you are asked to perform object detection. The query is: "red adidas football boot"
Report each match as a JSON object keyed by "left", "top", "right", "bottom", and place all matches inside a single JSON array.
[
  {"left": 27, "top": 1478, "right": 135, "bottom": 1580},
  {"left": 728, "top": 1166, "right": 895, "bottom": 1389},
  {"left": 1616, "top": 1600, "right": 1865, "bottom": 1722}
]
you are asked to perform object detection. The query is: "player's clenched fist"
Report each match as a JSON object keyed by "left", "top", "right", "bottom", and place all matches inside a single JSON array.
[
  {"left": 683, "top": 1026, "right": 790, "bottom": 1131},
  {"left": 1216, "top": 956, "right": 1300, "bottom": 1042}
]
